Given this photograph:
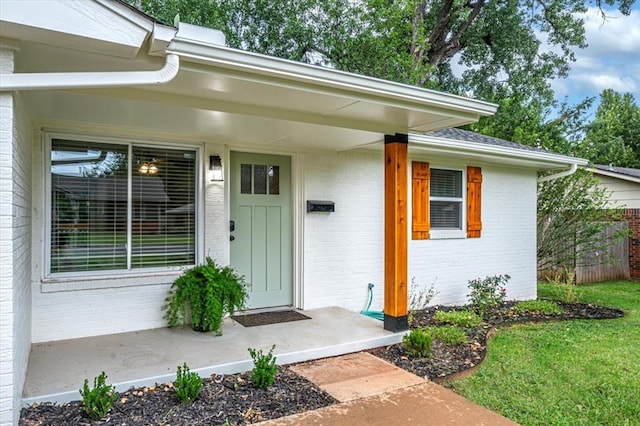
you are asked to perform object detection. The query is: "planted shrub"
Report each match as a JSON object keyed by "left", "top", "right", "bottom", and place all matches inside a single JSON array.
[
  {"left": 402, "top": 328, "right": 433, "bottom": 358},
  {"left": 408, "top": 277, "right": 439, "bottom": 323},
  {"left": 164, "top": 257, "right": 248, "bottom": 333},
  {"left": 79, "top": 371, "right": 118, "bottom": 420},
  {"left": 433, "top": 310, "right": 482, "bottom": 327},
  {"left": 248, "top": 345, "right": 278, "bottom": 389},
  {"left": 424, "top": 325, "right": 468, "bottom": 345},
  {"left": 467, "top": 274, "right": 510, "bottom": 317},
  {"left": 512, "top": 300, "right": 562, "bottom": 315},
  {"left": 174, "top": 363, "right": 203, "bottom": 404}
]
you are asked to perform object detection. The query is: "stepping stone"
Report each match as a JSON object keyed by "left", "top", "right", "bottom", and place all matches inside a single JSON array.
[{"left": 290, "top": 352, "right": 425, "bottom": 402}]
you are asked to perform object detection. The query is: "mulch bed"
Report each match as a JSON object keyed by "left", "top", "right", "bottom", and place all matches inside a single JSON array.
[
  {"left": 20, "top": 300, "right": 623, "bottom": 425},
  {"left": 370, "top": 300, "right": 624, "bottom": 382}
]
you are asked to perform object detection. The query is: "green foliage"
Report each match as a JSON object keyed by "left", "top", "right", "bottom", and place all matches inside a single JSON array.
[
  {"left": 423, "top": 326, "right": 468, "bottom": 345},
  {"left": 467, "top": 275, "right": 510, "bottom": 317},
  {"left": 543, "top": 269, "right": 583, "bottom": 303},
  {"left": 449, "top": 281, "right": 640, "bottom": 426},
  {"left": 537, "top": 169, "right": 629, "bottom": 274},
  {"left": 581, "top": 90, "right": 640, "bottom": 167},
  {"left": 79, "top": 372, "right": 118, "bottom": 420},
  {"left": 512, "top": 300, "right": 562, "bottom": 315},
  {"left": 433, "top": 310, "right": 483, "bottom": 328},
  {"left": 402, "top": 328, "right": 433, "bottom": 358},
  {"left": 174, "top": 363, "right": 203, "bottom": 403},
  {"left": 164, "top": 257, "right": 248, "bottom": 333},
  {"left": 248, "top": 345, "right": 278, "bottom": 389}
]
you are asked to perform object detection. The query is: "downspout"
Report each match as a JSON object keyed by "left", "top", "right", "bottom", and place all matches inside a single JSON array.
[
  {"left": 0, "top": 53, "right": 179, "bottom": 91},
  {"left": 537, "top": 163, "right": 578, "bottom": 183}
]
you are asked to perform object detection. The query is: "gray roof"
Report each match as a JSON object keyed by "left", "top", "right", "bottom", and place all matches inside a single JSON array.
[
  {"left": 424, "top": 128, "right": 551, "bottom": 154},
  {"left": 593, "top": 164, "right": 640, "bottom": 179}
]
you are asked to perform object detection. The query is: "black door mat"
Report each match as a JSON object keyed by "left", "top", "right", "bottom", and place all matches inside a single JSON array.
[{"left": 232, "top": 310, "right": 311, "bottom": 327}]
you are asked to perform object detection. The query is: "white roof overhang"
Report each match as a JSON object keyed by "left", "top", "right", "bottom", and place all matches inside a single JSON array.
[
  {"left": 3, "top": 0, "right": 498, "bottom": 151},
  {"left": 409, "top": 133, "right": 588, "bottom": 171},
  {"left": 588, "top": 168, "right": 640, "bottom": 184}
]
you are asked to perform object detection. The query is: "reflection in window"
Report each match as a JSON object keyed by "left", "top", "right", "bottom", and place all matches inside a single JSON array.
[
  {"left": 268, "top": 166, "right": 279, "bottom": 194},
  {"left": 241, "top": 164, "right": 252, "bottom": 194},
  {"left": 50, "top": 138, "right": 196, "bottom": 274},
  {"left": 254, "top": 165, "right": 267, "bottom": 194}
]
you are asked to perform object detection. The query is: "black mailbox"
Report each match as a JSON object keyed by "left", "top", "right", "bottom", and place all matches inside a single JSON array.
[{"left": 307, "top": 200, "right": 335, "bottom": 213}]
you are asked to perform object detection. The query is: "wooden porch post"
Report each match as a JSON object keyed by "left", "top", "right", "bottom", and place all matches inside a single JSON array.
[{"left": 384, "top": 133, "right": 409, "bottom": 332}]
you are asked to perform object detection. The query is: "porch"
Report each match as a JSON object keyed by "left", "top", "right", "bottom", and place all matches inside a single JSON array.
[{"left": 22, "top": 307, "right": 403, "bottom": 406}]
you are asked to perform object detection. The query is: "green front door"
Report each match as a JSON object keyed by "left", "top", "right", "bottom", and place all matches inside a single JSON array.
[{"left": 230, "top": 152, "right": 292, "bottom": 309}]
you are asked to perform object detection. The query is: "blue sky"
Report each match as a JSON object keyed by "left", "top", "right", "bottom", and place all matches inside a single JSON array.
[{"left": 551, "top": 5, "right": 640, "bottom": 116}]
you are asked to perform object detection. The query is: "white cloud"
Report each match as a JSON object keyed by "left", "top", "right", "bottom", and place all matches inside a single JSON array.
[{"left": 561, "top": 7, "right": 640, "bottom": 102}]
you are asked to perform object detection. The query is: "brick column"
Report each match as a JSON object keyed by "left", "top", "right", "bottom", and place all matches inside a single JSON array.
[{"left": 624, "top": 209, "right": 640, "bottom": 279}]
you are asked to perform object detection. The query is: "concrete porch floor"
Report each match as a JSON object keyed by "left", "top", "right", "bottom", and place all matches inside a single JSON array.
[{"left": 23, "top": 307, "right": 403, "bottom": 406}]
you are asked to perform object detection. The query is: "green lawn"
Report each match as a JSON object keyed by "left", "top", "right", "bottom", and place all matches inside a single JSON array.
[{"left": 447, "top": 281, "right": 640, "bottom": 426}]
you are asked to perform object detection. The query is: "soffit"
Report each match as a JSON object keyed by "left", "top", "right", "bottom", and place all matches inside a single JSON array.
[{"left": 0, "top": 0, "right": 152, "bottom": 59}]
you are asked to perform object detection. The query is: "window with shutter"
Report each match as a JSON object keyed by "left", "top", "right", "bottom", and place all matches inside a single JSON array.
[{"left": 411, "top": 162, "right": 483, "bottom": 239}]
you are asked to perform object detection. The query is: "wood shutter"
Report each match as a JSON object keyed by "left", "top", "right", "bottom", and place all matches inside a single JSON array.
[
  {"left": 412, "top": 161, "right": 430, "bottom": 239},
  {"left": 467, "top": 166, "right": 482, "bottom": 238}
]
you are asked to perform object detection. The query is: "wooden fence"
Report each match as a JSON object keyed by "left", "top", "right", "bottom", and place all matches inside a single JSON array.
[
  {"left": 576, "top": 221, "right": 630, "bottom": 283},
  {"left": 538, "top": 221, "right": 630, "bottom": 284}
]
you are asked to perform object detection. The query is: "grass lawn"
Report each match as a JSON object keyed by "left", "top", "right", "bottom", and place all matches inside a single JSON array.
[{"left": 447, "top": 281, "right": 640, "bottom": 426}]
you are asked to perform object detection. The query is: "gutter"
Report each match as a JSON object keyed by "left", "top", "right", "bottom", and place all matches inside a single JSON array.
[
  {"left": 537, "top": 163, "right": 578, "bottom": 183},
  {"left": 0, "top": 53, "right": 179, "bottom": 91}
]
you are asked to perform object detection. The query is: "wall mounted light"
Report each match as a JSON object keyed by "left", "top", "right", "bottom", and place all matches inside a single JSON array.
[{"left": 209, "top": 155, "right": 223, "bottom": 181}]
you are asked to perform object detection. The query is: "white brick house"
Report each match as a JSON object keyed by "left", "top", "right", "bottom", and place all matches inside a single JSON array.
[{"left": 0, "top": 1, "right": 585, "bottom": 423}]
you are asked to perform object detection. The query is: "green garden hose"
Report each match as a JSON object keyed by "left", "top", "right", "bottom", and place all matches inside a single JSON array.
[{"left": 361, "top": 283, "right": 384, "bottom": 321}]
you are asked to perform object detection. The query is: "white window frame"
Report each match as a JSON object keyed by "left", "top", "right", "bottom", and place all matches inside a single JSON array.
[
  {"left": 429, "top": 166, "right": 466, "bottom": 239},
  {"left": 44, "top": 132, "right": 204, "bottom": 280}
]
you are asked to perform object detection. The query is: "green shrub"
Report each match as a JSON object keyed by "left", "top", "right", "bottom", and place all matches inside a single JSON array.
[
  {"left": 248, "top": 345, "right": 278, "bottom": 389},
  {"left": 79, "top": 371, "right": 118, "bottom": 420},
  {"left": 433, "top": 310, "right": 482, "bottom": 327},
  {"left": 164, "top": 257, "right": 248, "bottom": 333},
  {"left": 424, "top": 325, "right": 468, "bottom": 345},
  {"left": 174, "top": 363, "right": 203, "bottom": 404},
  {"left": 467, "top": 274, "right": 510, "bottom": 317},
  {"left": 512, "top": 300, "right": 562, "bottom": 315},
  {"left": 402, "top": 328, "right": 433, "bottom": 358}
]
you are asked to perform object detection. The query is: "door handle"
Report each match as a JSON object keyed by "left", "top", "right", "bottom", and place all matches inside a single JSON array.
[
  {"left": 230, "top": 235, "right": 235, "bottom": 242},
  {"left": 230, "top": 220, "right": 235, "bottom": 232}
]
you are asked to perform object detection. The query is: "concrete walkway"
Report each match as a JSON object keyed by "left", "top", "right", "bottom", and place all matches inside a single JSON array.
[{"left": 260, "top": 352, "right": 518, "bottom": 426}]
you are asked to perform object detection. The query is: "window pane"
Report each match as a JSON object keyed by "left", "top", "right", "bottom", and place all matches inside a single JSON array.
[
  {"left": 51, "top": 139, "right": 128, "bottom": 273},
  {"left": 132, "top": 147, "right": 196, "bottom": 268},
  {"left": 431, "top": 169, "right": 462, "bottom": 197},
  {"left": 430, "top": 201, "right": 462, "bottom": 229},
  {"left": 254, "top": 164, "right": 267, "bottom": 194},
  {"left": 268, "top": 165, "right": 280, "bottom": 195},
  {"left": 241, "top": 164, "right": 252, "bottom": 194}
]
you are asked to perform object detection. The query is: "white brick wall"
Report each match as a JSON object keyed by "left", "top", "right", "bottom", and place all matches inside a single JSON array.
[
  {"left": 30, "top": 141, "right": 229, "bottom": 343},
  {"left": 1, "top": 45, "right": 33, "bottom": 426},
  {"left": 301, "top": 150, "right": 538, "bottom": 313}
]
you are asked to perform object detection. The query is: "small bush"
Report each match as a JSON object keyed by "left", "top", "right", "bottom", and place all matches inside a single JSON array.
[
  {"left": 248, "top": 345, "right": 278, "bottom": 389},
  {"left": 467, "top": 274, "right": 510, "bottom": 317},
  {"left": 408, "top": 278, "right": 439, "bottom": 323},
  {"left": 546, "top": 268, "right": 582, "bottom": 303},
  {"left": 174, "top": 363, "right": 203, "bottom": 404},
  {"left": 512, "top": 300, "right": 562, "bottom": 315},
  {"left": 79, "top": 371, "right": 118, "bottom": 420},
  {"left": 433, "top": 310, "right": 483, "bottom": 327},
  {"left": 402, "top": 328, "right": 433, "bottom": 358},
  {"left": 424, "top": 325, "right": 468, "bottom": 345}
]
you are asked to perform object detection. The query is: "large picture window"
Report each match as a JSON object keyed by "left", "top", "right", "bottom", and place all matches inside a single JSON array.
[{"left": 50, "top": 138, "right": 197, "bottom": 274}]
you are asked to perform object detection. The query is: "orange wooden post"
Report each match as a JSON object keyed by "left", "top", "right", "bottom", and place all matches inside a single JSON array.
[{"left": 384, "top": 133, "right": 409, "bottom": 332}]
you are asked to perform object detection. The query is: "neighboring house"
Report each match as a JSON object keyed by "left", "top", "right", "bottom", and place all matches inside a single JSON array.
[
  {"left": 591, "top": 164, "right": 640, "bottom": 279},
  {"left": 0, "top": 1, "right": 585, "bottom": 423}
]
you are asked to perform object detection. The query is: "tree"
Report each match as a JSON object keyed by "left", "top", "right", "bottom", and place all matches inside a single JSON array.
[
  {"left": 580, "top": 90, "right": 640, "bottom": 167},
  {"left": 537, "top": 168, "right": 627, "bottom": 274}
]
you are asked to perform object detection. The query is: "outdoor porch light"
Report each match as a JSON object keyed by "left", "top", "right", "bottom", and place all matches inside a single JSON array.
[{"left": 210, "top": 155, "right": 223, "bottom": 181}]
